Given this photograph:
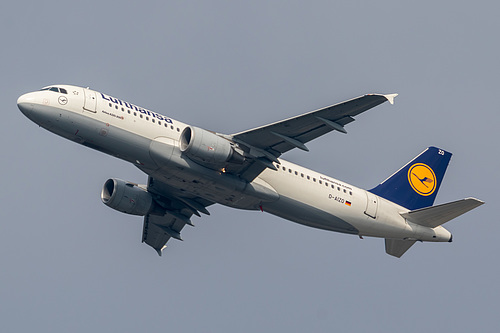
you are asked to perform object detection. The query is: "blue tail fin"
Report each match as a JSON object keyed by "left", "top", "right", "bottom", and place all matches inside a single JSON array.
[{"left": 369, "top": 147, "right": 452, "bottom": 210}]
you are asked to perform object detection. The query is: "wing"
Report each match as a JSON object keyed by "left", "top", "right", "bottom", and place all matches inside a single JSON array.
[
  {"left": 142, "top": 176, "right": 213, "bottom": 255},
  {"left": 227, "top": 93, "right": 397, "bottom": 180}
]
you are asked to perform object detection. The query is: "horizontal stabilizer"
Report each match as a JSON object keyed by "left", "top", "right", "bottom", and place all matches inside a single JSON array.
[
  {"left": 400, "top": 197, "right": 484, "bottom": 228},
  {"left": 385, "top": 239, "right": 416, "bottom": 258}
]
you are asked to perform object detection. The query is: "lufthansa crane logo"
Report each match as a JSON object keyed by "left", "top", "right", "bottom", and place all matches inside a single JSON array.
[
  {"left": 408, "top": 163, "right": 436, "bottom": 196},
  {"left": 58, "top": 96, "right": 68, "bottom": 105}
]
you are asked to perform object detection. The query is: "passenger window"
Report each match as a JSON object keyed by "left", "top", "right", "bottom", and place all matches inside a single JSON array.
[{"left": 319, "top": 180, "right": 322, "bottom": 184}]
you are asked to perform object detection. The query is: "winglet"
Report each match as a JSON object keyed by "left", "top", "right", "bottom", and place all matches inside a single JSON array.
[
  {"left": 156, "top": 245, "right": 167, "bottom": 256},
  {"left": 384, "top": 93, "right": 398, "bottom": 105}
]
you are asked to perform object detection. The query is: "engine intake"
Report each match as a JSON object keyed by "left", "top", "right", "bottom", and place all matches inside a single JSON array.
[
  {"left": 101, "top": 178, "right": 155, "bottom": 216},
  {"left": 180, "top": 126, "right": 244, "bottom": 169}
]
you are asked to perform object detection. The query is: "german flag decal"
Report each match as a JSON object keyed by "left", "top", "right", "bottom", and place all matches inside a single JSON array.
[{"left": 345, "top": 201, "right": 352, "bottom": 207}]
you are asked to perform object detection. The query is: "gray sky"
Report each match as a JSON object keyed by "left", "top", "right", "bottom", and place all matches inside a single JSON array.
[{"left": 1, "top": 1, "right": 498, "bottom": 332}]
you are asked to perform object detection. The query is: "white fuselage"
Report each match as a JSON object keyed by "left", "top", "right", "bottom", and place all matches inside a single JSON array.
[{"left": 17, "top": 85, "right": 452, "bottom": 243}]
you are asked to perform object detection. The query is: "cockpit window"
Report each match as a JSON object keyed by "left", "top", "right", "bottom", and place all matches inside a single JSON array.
[{"left": 40, "top": 87, "right": 68, "bottom": 94}]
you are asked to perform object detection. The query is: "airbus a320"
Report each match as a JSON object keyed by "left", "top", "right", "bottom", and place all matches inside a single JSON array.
[{"left": 17, "top": 85, "right": 484, "bottom": 257}]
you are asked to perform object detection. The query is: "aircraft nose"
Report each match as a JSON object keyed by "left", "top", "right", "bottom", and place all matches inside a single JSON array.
[{"left": 17, "top": 92, "right": 36, "bottom": 116}]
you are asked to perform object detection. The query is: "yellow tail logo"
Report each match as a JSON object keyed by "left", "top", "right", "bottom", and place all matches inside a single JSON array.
[{"left": 408, "top": 163, "right": 436, "bottom": 196}]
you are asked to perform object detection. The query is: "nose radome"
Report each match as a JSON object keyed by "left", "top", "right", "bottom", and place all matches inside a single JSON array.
[
  {"left": 17, "top": 92, "right": 36, "bottom": 105},
  {"left": 17, "top": 92, "right": 36, "bottom": 115}
]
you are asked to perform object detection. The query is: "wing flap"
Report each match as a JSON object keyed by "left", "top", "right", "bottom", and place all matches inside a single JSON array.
[
  {"left": 400, "top": 197, "right": 484, "bottom": 228},
  {"left": 142, "top": 215, "right": 172, "bottom": 255},
  {"left": 142, "top": 213, "right": 188, "bottom": 255},
  {"left": 141, "top": 176, "right": 214, "bottom": 255}
]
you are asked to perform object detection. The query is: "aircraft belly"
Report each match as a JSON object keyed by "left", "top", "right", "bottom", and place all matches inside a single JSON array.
[
  {"left": 144, "top": 152, "right": 279, "bottom": 210},
  {"left": 30, "top": 103, "right": 153, "bottom": 167},
  {"left": 66, "top": 111, "right": 156, "bottom": 167},
  {"left": 149, "top": 137, "right": 175, "bottom": 167},
  {"left": 263, "top": 196, "right": 358, "bottom": 234},
  {"left": 27, "top": 105, "right": 78, "bottom": 138},
  {"left": 257, "top": 167, "right": 415, "bottom": 239}
]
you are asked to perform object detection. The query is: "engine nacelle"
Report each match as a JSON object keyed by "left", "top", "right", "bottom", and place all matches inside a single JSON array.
[
  {"left": 101, "top": 178, "right": 155, "bottom": 216},
  {"left": 180, "top": 126, "right": 244, "bottom": 169}
]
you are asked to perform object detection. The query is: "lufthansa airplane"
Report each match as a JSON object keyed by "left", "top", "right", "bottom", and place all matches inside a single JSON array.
[{"left": 17, "top": 85, "right": 484, "bottom": 257}]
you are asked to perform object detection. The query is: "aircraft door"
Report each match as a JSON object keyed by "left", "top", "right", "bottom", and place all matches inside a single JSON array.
[
  {"left": 364, "top": 191, "right": 378, "bottom": 219},
  {"left": 83, "top": 88, "right": 97, "bottom": 112}
]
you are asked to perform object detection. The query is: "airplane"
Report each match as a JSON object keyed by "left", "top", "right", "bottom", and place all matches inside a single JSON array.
[{"left": 17, "top": 85, "right": 484, "bottom": 257}]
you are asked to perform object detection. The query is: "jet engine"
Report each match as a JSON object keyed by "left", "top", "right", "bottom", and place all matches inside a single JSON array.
[
  {"left": 180, "top": 126, "right": 244, "bottom": 169},
  {"left": 101, "top": 178, "right": 155, "bottom": 216}
]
